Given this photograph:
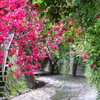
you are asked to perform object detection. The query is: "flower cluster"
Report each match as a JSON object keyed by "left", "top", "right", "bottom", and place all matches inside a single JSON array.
[
  {"left": 0, "top": 51, "right": 4, "bottom": 64},
  {"left": 90, "top": 64, "right": 96, "bottom": 68},
  {"left": 95, "top": 15, "right": 99, "bottom": 18},
  {"left": 82, "top": 51, "right": 90, "bottom": 60},
  {"left": 69, "top": 51, "right": 74, "bottom": 55},
  {"left": 0, "top": 0, "right": 64, "bottom": 77}
]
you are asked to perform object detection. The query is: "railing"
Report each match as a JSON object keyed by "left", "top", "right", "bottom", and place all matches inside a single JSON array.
[{"left": 1, "top": 34, "right": 14, "bottom": 81}]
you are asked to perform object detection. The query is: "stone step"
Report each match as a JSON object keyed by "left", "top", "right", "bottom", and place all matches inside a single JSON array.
[
  {"left": 0, "top": 77, "right": 2, "bottom": 81},
  {"left": 0, "top": 88, "right": 4, "bottom": 92},
  {"left": 0, "top": 72, "right": 6, "bottom": 76},
  {"left": 0, "top": 67, "right": 7, "bottom": 71},
  {"left": 0, "top": 82, "right": 5, "bottom": 86},
  {"left": 0, "top": 92, "right": 3, "bottom": 97},
  {"left": 0, "top": 97, "right": 8, "bottom": 100},
  {"left": 0, "top": 86, "right": 5, "bottom": 88},
  {"left": 0, "top": 68, "right": 1, "bottom": 71},
  {"left": 0, "top": 86, "right": 7, "bottom": 98}
]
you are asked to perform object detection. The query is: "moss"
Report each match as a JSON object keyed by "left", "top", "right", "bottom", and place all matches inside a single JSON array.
[{"left": 5, "top": 67, "right": 29, "bottom": 96}]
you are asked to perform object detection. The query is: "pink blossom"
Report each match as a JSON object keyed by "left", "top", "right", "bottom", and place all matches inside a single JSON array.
[
  {"left": 90, "top": 64, "right": 96, "bottom": 68},
  {"left": 75, "top": 27, "right": 83, "bottom": 33},
  {"left": 69, "top": 51, "right": 74, "bottom": 55},
  {"left": 52, "top": 61, "right": 54, "bottom": 65},
  {"left": 13, "top": 72, "right": 20, "bottom": 77},
  {"left": 95, "top": 15, "right": 99, "bottom": 18},
  {"left": 78, "top": 30, "right": 83, "bottom": 33},
  {"left": 81, "top": 51, "right": 90, "bottom": 60},
  {"left": 0, "top": 51, "right": 4, "bottom": 64},
  {"left": 69, "top": 42, "right": 73, "bottom": 45},
  {"left": 82, "top": 55, "right": 88, "bottom": 60},
  {"left": 33, "top": 3, "right": 39, "bottom": 9},
  {"left": 8, "top": 62, "right": 13, "bottom": 68},
  {"left": 0, "top": 0, "right": 64, "bottom": 77},
  {"left": 86, "top": 51, "right": 90, "bottom": 55},
  {"left": 80, "top": 53, "right": 84, "bottom": 57},
  {"left": 68, "top": 19, "right": 75, "bottom": 24},
  {"left": 0, "top": 9, "right": 6, "bottom": 16},
  {"left": 66, "top": 25, "right": 72, "bottom": 31},
  {"left": 0, "top": 51, "right": 4, "bottom": 58},
  {"left": 78, "top": 45, "right": 83, "bottom": 50},
  {"left": 9, "top": 49, "right": 16, "bottom": 55},
  {"left": 0, "top": 1, "right": 7, "bottom": 8},
  {"left": 51, "top": 43, "right": 60, "bottom": 50},
  {"left": 0, "top": 58, "right": 4, "bottom": 64}
]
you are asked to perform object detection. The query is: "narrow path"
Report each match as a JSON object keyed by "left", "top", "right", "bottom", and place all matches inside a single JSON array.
[
  {"left": 51, "top": 75, "right": 97, "bottom": 100},
  {"left": 11, "top": 75, "right": 97, "bottom": 100}
]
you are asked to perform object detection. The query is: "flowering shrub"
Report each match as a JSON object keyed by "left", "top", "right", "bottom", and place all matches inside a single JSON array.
[
  {"left": 95, "top": 15, "right": 99, "bottom": 18},
  {"left": 37, "top": 0, "right": 100, "bottom": 98},
  {"left": 69, "top": 51, "right": 74, "bottom": 55},
  {"left": 89, "top": 64, "right": 96, "bottom": 69},
  {"left": 0, "top": 0, "right": 65, "bottom": 77},
  {"left": 0, "top": 1, "right": 99, "bottom": 93}
]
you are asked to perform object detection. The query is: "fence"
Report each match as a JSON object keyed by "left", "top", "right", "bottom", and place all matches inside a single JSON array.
[{"left": 1, "top": 34, "right": 14, "bottom": 81}]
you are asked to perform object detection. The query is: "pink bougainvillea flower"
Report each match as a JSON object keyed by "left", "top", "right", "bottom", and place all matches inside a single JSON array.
[
  {"left": 69, "top": 51, "right": 74, "bottom": 55},
  {"left": 68, "top": 19, "right": 75, "bottom": 24},
  {"left": 9, "top": 49, "right": 16, "bottom": 55},
  {"left": 80, "top": 53, "right": 84, "bottom": 57},
  {"left": 0, "top": 0, "right": 65, "bottom": 77},
  {"left": 78, "top": 45, "right": 83, "bottom": 50},
  {"left": 66, "top": 25, "right": 72, "bottom": 31},
  {"left": 52, "top": 61, "right": 54, "bottom": 65},
  {"left": 82, "top": 55, "right": 88, "bottom": 60},
  {"left": 71, "top": 1, "right": 75, "bottom": 2},
  {"left": 95, "top": 15, "right": 99, "bottom": 18},
  {"left": 67, "top": 38, "right": 73, "bottom": 41},
  {"left": 33, "top": 3, "right": 39, "bottom": 9},
  {"left": 69, "top": 42, "right": 73, "bottom": 45},
  {"left": 81, "top": 51, "right": 90, "bottom": 60},
  {"left": 75, "top": 27, "right": 83, "bottom": 33},
  {"left": 90, "top": 64, "right": 96, "bottom": 68},
  {"left": 0, "top": 9, "right": 5, "bottom": 15},
  {"left": 0, "top": 51, "right": 4, "bottom": 57},
  {"left": 0, "top": 58, "right": 4, "bottom": 64},
  {"left": 0, "top": 51, "right": 4, "bottom": 64},
  {"left": 86, "top": 51, "right": 90, "bottom": 55},
  {"left": 8, "top": 62, "right": 13, "bottom": 68},
  {"left": 0, "top": 1, "right": 7, "bottom": 8},
  {"left": 13, "top": 72, "right": 20, "bottom": 77}
]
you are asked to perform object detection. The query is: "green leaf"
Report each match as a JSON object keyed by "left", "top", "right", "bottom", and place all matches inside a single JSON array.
[
  {"left": 42, "top": 30, "right": 48, "bottom": 34},
  {"left": 39, "top": 14, "right": 44, "bottom": 19},
  {"left": 37, "top": 3, "right": 46, "bottom": 11},
  {"left": 38, "top": 0, "right": 43, "bottom": 3}
]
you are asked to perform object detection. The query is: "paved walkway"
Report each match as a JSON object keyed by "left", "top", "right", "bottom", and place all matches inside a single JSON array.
[
  {"left": 11, "top": 75, "right": 97, "bottom": 100},
  {"left": 11, "top": 76, "right": 62, "bottom": 100}
]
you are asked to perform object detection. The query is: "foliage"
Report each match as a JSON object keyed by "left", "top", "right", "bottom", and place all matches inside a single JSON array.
[
  {"left": 5, "top": 66, "right": 28, "bottom": 96},
  {"left": 36, "top": 0, "right": 100, "bottom": 26},
  {"left": 36, "top": 0, "right": 100, "bottom": 93},
  {"left": 0, "top": 1, "right": 100, "bottom": 99},
  {"left": 0, "top": 0, "right": 64, "bottom": 77},
  {"left": 84, "top": 18, "right": 100, "bottom": 89}
]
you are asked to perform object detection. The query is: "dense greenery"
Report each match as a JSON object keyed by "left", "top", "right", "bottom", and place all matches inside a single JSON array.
[
  {"left": 0, "top": 0, "right": 100, "bottom": 99},
  {"left": 5, "top": 66, "right": 28, "bottom": 96},
  {"left": 35, "top": 0, "right": 100, "bottom": 98}
]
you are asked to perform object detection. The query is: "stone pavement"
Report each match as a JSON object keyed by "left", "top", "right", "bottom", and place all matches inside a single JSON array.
[
  {"left": 11, "top": 87, "right": 55, "bottom": 100},
  {"left": 11, "top": 75, "right": 97, "bottom": 100},
  {"left": 11, "top": 76, "right": 63, "bottom": 100}
]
